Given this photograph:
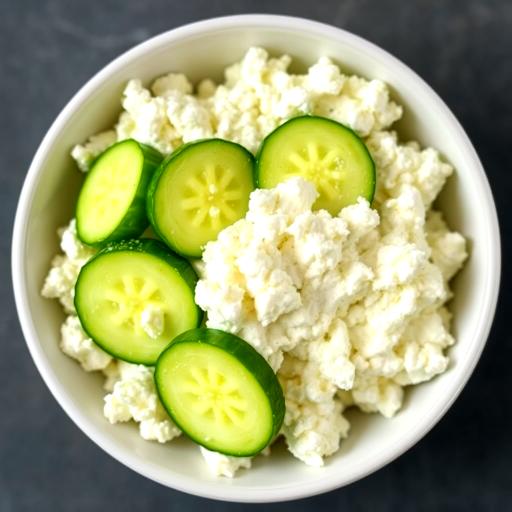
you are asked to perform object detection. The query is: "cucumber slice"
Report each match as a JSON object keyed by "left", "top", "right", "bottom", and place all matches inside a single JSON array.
[
  {"left": 76, "top": 139, "right": 162, "bottom": 246},
  {"left": 147, "top": 139, "right": 255, "bottom": 258},
  {"left": 256, "top": 116, "right": 376, "bottom": 214},
  {"left": 155, "top": 328, "right": 285, "bottom": 456},
  {"left": 74, "top": 239, "right": 201, "bottom": 365}
]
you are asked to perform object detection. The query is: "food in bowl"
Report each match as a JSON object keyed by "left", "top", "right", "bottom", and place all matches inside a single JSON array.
[{"left": 41, "top": 47, "right": 468, "bottom": 478}]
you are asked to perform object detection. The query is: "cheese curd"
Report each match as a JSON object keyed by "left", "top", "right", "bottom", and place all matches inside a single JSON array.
[
  {"left": 71, "top": 130, "right": 117, "bottom": 172},
  {"left": 74, "top": 46, "right": 402, "bottom": 158},
  {"left": 103, "top": 362, "right": 181, "bottom": 443},
  {"left": 60, "top": 315, "right": 112, "bottom": 372},
  {"left": 196, "top": 176, "right": 466, "bottom": 467},
  {"left": 278, "top": 354, "right": 351, "bottom": 466},
  {"left": 42, "top": 47, "right": 468, "bottom": 478},
  {"left": 42, "top": 219, "right": 96, "bottom": 314},
  {"left": 195, "top": 179, "right": 378, "bottom": 374},
  {"left": 139, "top": 305, "right": 165, "bottom": 340},
  {"left": 199, "top": 447, "right": 252, "bottom": 478}
]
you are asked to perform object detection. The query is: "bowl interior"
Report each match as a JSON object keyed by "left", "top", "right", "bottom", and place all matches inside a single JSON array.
[{"left": 15, "top": 17, "right": 499, "bottom": 502}]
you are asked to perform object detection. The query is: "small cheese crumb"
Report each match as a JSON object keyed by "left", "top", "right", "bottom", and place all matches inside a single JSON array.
[
  {"left": 199, "top": 447, "right": 252, "bottom": 478},
  {"left": 140, "top": 305, "right": 164, "bottom": 339}
]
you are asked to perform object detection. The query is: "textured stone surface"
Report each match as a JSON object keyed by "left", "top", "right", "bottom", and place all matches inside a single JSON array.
[{"left": 1, "top": 1, "right": 511, "bottom": 510}]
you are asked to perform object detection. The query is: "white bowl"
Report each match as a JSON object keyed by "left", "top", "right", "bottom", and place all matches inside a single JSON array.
[{"left": 12, "top": 15, "right": 500, "bottom": 503}]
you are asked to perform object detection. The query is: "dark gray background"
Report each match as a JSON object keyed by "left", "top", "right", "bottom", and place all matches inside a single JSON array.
[{"left": 2, "top": 0, "right": 511, "bottom": 510}]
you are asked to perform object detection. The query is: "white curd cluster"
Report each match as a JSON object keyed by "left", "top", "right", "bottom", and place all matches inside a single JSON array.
[
  {"left": 195, "top": 176, "right": 466, "bottom": 466},
  {"left": 71, "top": 47, "right": 402, "bottom": 165},
  {"left": 43, "top": 47, "right": 467, "bottom": 478},
  {"left": 42, "top": 219, "right": 96, "bottom": 314},
  {"left": 103, "top": 362, "right": 181, "bottom": 443}
]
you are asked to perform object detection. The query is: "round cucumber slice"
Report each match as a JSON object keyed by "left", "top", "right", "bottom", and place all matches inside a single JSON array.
[
  {"left": 256, "top": 116, "right": 376, "bottom": 214},
  {"left": 74, "top": 239, "right": 202, "bottom": 365},
  {"left": 147, "top": 139, "right": 255, "bottom": 258},
  {"left": 155, "top": 328, "right": 285, "bottom": 456},
  {"left": 76, "top": 139, "right": 162, "bottom": 246}
]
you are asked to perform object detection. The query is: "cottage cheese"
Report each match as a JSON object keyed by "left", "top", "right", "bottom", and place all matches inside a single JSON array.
[
  {"left": 42, "top": 219, "right": 96, "bottom": 314},
  {"left": 75, "top": 47, "right": 402, "bottom": 158},
  {"left": 199, "top": 447, "right": 252, "bottom": 478},
  {"left": 139, "top": 305, "right": 165, "bottom": 340},
  {"left": 41, "top": 220, "right": 113, "bottom": 370},
  {"left": 42, "top": 47, "right": 468, "bottom": 478},
  {"left": 196, "top": 176, "right": 466, "bottom": 466},
  {"left": 103, "top": 361, "right": 181, "bottom": 443},
  {"left": 71, "top": 130, "right": 117, "bottom": 172},
  {"left": 195, "top": 179, "right": 378, "bottom": 374},
  {"left": 278, "top": 353, "right": 351, "bottom": 466},
  {"left": 60, "top": 315, "right": 112, "bottom": 371}
]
